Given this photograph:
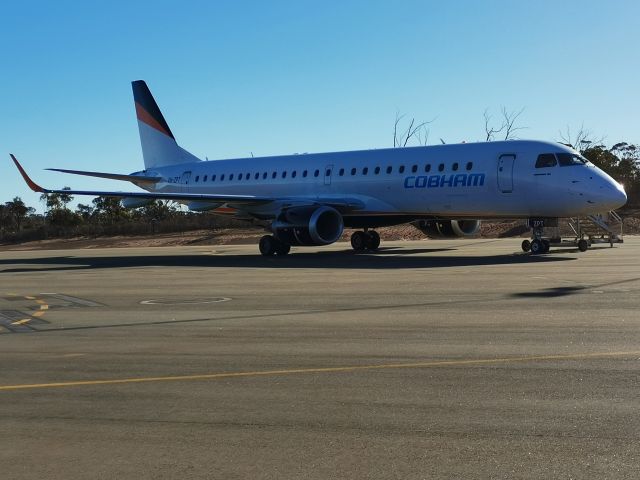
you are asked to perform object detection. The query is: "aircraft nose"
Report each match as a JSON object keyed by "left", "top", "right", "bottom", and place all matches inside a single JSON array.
[{"left": 598, "top": 178, "right": 627, "bottom": 210}]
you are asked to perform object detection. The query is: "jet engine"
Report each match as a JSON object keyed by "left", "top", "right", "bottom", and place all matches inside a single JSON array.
[
  {"left": 413, "top": 219, "right": 481, "bottom": 238},
  {"left": 271, "top": 206, "right": 344, "bottom": 246}
]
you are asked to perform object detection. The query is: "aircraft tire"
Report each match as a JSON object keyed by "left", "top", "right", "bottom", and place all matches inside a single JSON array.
[
  {"left": 365, "top": 231, "right": 381, "bottom": 250},
  {"left": 351, "top": 231, "right": 367, "bottom": 251},
  {"left": 530, "top": 239, "right": 544, "bottom": 255},
  {"left": 521, "top": 240, "right": 531, "bottom": 252},
  {"left": 275, "top": 242, "right": 291, "bottom": 256},
  {"left": 542, "top": 239, "right": 550, "bottom": 253},
  {"left": 259, "top": 235, "right": 277, "bottom": 256},
  {"left": 577, "top": 239, "right": 589, "bottom": 252}
]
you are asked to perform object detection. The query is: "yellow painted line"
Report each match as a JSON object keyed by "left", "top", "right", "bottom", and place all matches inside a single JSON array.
[
  {"left": 0, "top": 351, "right": 638, "bottom": 392},
  {"left": 39, "top": 304, "right": 48, "bottom": 310},
  {"left": 32, "top": 311, "right": 45, "bottom": 317},
  {"left": 36, "top": 300, "right": 46, "bottom": 305},
  {"left": 24, "top": 296, "right": 36, "bottom": 300},
  {"left": 10, "top": 319, "right": 30, "bottom": 326}
]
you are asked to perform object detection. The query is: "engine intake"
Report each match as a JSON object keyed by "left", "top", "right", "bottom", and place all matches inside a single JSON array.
[
  {"left": 413, "top": 219, "right": 481, "bottom": 238},
  {"left": 272, "top": 206, "right": 344, "bottom": 246}
]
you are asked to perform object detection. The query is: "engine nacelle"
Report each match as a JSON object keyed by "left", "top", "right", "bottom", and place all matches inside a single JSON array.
[
  {"left": 272, "top": 206, "right": 344, "bottom": 246},
  {"left": 413, "top": 219, "right": 481, "bottom": 238},
  {"left": 121, "top": 197, "right": 154, "bottom": 209}
]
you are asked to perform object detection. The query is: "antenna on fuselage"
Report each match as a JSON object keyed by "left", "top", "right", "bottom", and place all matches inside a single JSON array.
[{"left": 440, "top": 138, "right": 446, "bottom": 144}]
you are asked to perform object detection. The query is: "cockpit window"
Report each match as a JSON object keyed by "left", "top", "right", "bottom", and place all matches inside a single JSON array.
[
  {"left": 535, "top": 153, "right": 557, "bottom": 168},
  {"left": 557, "top": 153, "right": 588, "bottom": 166}
]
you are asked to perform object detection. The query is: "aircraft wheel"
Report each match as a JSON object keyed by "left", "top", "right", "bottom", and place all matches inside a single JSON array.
[
  {"left": 365, "top": 231, "right": 381, "bottom": 250},
  {"left": 577, "top": 239, "right": 589, "bottom": 252},
  {"left": 530, "top": 239, "right": 544, "bottom": 255},
  {"left": 275, "top": 242, "right": 291, "bottom": 256},
  {"left": 542, "top": 239, "right": 550, "bottom": 253},
  {"left": 259, "top": 235, "right": 277, "bottom": 256},
  {"left": 350, "top": 231, "right": 367, "bottom": 251},
  {"left": 521, "top": 240, "right": 531, "bottom": 252}
]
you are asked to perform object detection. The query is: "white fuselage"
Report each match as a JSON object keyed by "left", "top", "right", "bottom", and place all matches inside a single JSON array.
[{"left": 136, "top": 140, "right": 627, "bottom": 225}]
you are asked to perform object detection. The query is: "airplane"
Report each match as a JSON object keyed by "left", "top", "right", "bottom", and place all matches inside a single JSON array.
[{"left": 11, "top": 80, "right": 627, "bottom": 256}]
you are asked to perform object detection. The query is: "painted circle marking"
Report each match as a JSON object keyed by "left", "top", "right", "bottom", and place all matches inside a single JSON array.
[{"left": 140, "top": 297, "right": 232, "bottom": 305}]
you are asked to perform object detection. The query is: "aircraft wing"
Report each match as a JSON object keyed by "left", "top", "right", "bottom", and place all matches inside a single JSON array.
[{"left": 11, "top": 155, "right": 365, "bottom": 211}]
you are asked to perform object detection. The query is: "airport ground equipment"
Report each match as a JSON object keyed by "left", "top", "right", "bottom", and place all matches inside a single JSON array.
[{"left": 522, "top": 211, "right": 624, "bottom": 254}]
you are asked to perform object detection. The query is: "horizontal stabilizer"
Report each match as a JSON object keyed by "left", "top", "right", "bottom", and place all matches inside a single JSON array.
[{"left": 46, "top": 168, "right": 162, "bottom": 184}]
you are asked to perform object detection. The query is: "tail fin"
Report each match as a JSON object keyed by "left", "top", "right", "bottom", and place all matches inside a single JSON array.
[{"left": 132, "top": 80, "right": 201, "bottom": 169}]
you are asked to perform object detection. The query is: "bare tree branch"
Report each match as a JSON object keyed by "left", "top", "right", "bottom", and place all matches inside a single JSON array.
[
  {"left": 484, "top": 108, "right": 504, "bottom": 141},
  {"left": 501, "top": 107, "right": 526, "bottom": 140},
  {"left": 558, "top": 124, "right": 605, "bottom": 152},
  {"left": 393, "top": 113, "right": 436, "bottom": 147}
]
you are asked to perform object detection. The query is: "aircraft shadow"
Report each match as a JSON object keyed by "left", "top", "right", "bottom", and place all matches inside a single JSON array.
[{"left": 0, "top": 248, "right": 574, "bottom": 273}]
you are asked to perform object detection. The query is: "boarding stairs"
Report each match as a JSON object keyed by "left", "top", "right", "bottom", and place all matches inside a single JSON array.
[{"left": 568, "top": 211, "right": 624, "bottom": 246}]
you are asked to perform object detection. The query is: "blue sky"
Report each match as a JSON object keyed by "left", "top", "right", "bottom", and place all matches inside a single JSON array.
[{"left": 1, "top": 0, "right": 638, "bottom": 211}]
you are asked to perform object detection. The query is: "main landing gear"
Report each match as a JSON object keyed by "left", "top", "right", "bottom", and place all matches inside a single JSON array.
[
  {"left": 350, "top": 230, "right": 381, "bottom": 252},
  {"left": 259, "top": 235, "right": 291, "bottom": 256}
]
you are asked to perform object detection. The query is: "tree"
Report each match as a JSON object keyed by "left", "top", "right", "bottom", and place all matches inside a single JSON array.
[
  {"left": 393, "top": 112, "right": 435, "bottom": 147},
  {"left": 4, "top": 197, "right": 34, "bottom": 232},
  {"left": 484, "top": 107, "right": 526, "bottom": 141},
  {"left": 76, "top": 203, "right": 94, "bottom": 221},
  {"left": 40, "top": 187, "right": 73, "bottom": 212},
  {"left": 135, "top": 200, "right": 178, "bottom": 222},
  {"left": 91, "top": 196, "right": 130, "bottom": 223}
]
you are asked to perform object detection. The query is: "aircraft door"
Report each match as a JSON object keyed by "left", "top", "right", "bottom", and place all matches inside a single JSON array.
[
  {"left": 324, "top": 164, "right": 333, "bottom": 186},
  {"left": 497, "top": 154, "right": 515, "bottom": 193},
  {"left": 180, "top": 171, "right": 192, "bottom": 192}
]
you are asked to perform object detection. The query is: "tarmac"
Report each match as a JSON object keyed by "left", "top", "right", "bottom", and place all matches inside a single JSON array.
[{"left": 0, "top": 238, "right": 639, "bottom": 479}]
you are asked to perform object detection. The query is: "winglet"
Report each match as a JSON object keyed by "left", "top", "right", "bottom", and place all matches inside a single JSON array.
[{"left": 10, "top": 154, "right": 47, "bottom": 193}]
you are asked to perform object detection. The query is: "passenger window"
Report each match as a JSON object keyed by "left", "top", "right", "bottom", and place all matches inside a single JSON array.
[
  {"left": 303, "top": 170, "right": 308, "bottom": 178},
  {"left": 229, "top": 174, "right": 234, "bottom": 181},
  {"left": 339, "top": 168, "right": 345, "bottom": 176},
  {"left": 411, "top": 165, "right": 418, "bottom": 173},
  {"left": 452, "top": 163, "right": 459, "bottom": 171},
  {"left": 351, "top": 167, "right": 356, "bottom": 175},
  {"left": 399, "top": 165, "right": 405, "bottom": 173},
  {"left": 325, "top": 168, "right": 332, "bottom": 176},
  {"left": 314, "top": 169, "right": 320, "bottom": 177},
  {"left": 282, "top": 171, "right": 287, "bottom": 178},
  {"left": 292, "top": 171, "right": 297, "bottom": 178},
  {"left": 262, "top": 172, "right": 267, "bottom": 179},
  {"left": 212, "top": 174, "right": 216, "bottom": 181},
  {"left": 438, "top": 164, "right": 444, "bottom": 172},
  {"left": 425, "top": 164, "right": 431, "bottom": 172},
  {"left": 220, "top": 174, "right": 225, "bottom": 181},
  {"left": 203, "top": 175, "right": 207, "bottom": 182},
  {"left": 272, "top": 172, "right": 277, "bottom": 179},
  {"left": 386, "top": 166, "right": 392, "bottom": 174},
  {"left": 466, "top": 162, "right": 473, "bottom": 171},
  {"left": 195, "top": 175, "right": 199, "bottom": 182},
  {"left": 535, "top": 154, "right": 557, "bottom": 168},
  {"left": 238, "top": 173, "right": 243, "bottom": 180},
  {"left": 374, "top": 166, "right": 380, "bottom": 174},
  {"left": 254, "top": 172, "right": 259, "bottom": 180},
  {"left": 362, "top": 167, "right": 368, "bottom": 175}
]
